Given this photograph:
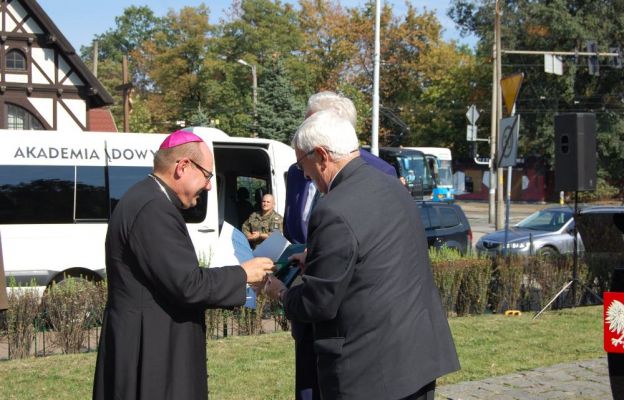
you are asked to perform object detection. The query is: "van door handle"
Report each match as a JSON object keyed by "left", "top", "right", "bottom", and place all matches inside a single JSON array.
[{"left": 198, "top": 227, "right": 215, "bottom": 233}]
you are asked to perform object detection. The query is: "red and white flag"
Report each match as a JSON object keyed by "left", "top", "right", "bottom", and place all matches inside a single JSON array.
[{"left": 604, "top": 292, "right": 624, "bottom": 353}]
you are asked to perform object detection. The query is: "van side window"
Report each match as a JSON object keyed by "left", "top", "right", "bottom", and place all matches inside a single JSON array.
[
  {"left": 108, "top": 166, "right": 151, "bottom": 211},
  {"left": 428, "top": 207, "right": 441, "bottom": 229},
  {"left": 108, "top": 166, "right": 206, "bottom": 223},
  {"left": 439, "top": 207, "right": 460, "bottom": 228},
  {"left": 0, "top": 165, "right": 207, "bottom": 224},
  {"left": 76, "top": 166, "right": 108, "bottom": 220},
  {"left": 417, "top": 207, "right": 432, "bottom": 229},
  {"left": 0, "top": 165, "right": 74, "bottom": 223}
]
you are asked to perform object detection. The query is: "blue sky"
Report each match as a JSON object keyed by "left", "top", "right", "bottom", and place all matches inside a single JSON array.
[{"left": 37, "top": 1, "right": 476, "bottom": 52}]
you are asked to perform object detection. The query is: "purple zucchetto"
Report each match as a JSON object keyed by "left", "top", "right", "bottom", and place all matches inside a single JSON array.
[{"left": 159, "top": 130, "right": 204, "bottom": 149}]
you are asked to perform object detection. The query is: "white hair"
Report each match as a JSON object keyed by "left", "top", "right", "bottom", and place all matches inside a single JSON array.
[
  {"left": 306, "top": 91, "right": 357, "bottom": 128},
  {"left": 292, "top": 110, "right": 359, "bottom": 157}
]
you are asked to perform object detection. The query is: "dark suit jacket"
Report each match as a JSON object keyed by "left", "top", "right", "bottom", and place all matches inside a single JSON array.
[
  {"left": 283, "top": 157, "right": 459, "bottom": 400},
  {"left": 284, "top": 149, "right": 396, "bottom": 244}
]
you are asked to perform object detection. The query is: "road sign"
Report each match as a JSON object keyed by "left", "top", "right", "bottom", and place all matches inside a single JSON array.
[
  {"left": 500, "top": 73, "right": 524, "bottom": 117},
  {"left": 498, "top": 115, "right": 520, "bottom": 168},
  {"left": 466, "top": 105, "right": 479, "bottom": 125},
  {"left": 544, "top": 54, "right": 563, "bottom": 75},
  {"left": 466, "top": 125, "right": 477, "bottom": 141},
  {"left": 587, "top": 40, "right": 600, "bottom": 76}
]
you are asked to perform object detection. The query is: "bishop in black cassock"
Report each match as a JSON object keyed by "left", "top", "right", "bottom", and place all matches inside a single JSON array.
[{"left": 93, "top": 131, "right": 272, "bottom": 400}]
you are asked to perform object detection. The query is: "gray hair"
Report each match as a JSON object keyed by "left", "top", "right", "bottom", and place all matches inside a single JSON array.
[
  {"left": 292, "top": 110, "right": 359, "bottom": 157},
  {"left": 306, "top": 91, "right": 357, "bottom": 128}
]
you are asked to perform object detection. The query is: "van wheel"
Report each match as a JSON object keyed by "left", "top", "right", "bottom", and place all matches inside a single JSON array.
[{"left": 47, "top": 268, "right": 101, "bottom": 289}]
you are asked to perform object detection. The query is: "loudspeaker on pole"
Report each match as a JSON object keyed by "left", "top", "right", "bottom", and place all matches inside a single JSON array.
[{"left": 554, "top": 113, "right": 597, "bottom": 192}]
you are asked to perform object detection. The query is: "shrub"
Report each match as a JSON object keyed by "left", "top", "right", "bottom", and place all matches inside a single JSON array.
[
  {"left": 431, "top": 250, "right": 491, "bottom": 316},
  {"left": 455, "top": 258, "right": 492, "bottom": 316},
  {"left": 522, "top": 255, "right": 575, "bottom": 310},
  {"left": 489, "top": 256, "right": 525, "bottom": 313},
  {"left": 431, "top": 261, "right": 463, "bottom": 316},
  {"left": 6, "top": 279, "right": 40, "bottom": 359},
  {"left": 43, "top": 277, "right": 98, "bottom": 354}
]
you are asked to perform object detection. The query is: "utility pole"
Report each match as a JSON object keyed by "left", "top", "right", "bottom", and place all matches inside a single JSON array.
[
  {"left": 495, "top": 0, "right": 504, "bottom": 230},
  {"left": 92, "top": 41, "right": 98, "bottom": 78},
  {"left": 237, "top": 59, "right": 258, "bottom": 138},
  {"left": 371, "top": 0, "right": 381, "bottom": 156},
  {"left": 115, "top": 55, "right": 133, "bottom": 133},
  {"left": 489, "top": 0, "right": 500, "bottom": 226}
]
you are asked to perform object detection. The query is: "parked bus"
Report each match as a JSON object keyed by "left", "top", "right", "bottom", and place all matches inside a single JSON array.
[
  {"left": 406, "top": 147, "right": 454, "bottom": 201},
  {"left": 376, "top": 147, "right": 435, "bottom": 200},
  {"left": 0, "top": 128, "right": 295, "bottom": 291}
]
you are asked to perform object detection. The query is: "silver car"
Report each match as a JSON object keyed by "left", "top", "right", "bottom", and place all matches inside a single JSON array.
[{"left": 476, "top": 207, "right": 581, "bottom": 257}]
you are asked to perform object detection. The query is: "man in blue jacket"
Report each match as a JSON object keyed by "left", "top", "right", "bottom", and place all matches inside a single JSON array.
[{"left": 284, "top": 91, "right": 396, "bottom": 245}]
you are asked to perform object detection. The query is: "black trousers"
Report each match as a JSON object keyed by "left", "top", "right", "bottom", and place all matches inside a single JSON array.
[
  {"left": 399, "top": 381, "right": 436, "bottom": 400},
  {"left": 292, "top": 321, "right": 320, "bottom": 400}
]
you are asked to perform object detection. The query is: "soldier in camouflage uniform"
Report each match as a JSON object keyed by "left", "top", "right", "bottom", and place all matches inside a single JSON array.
[{"left": 242, "top": 194, "right": 283, "bottom": 248}]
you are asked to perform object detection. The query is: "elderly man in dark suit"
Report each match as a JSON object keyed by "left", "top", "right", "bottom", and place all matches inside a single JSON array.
[
  {"left": 266, "top": 110, "right": 459, "bottom": 400},
  {"left": 283, "top": 91, "right": 397, "bottom": 400}
]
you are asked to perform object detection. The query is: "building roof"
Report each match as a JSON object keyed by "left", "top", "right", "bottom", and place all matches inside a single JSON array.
[
  {"left": 88, "top": 108, "right": 118, "bottom": 132},
  {"left": 22, "top": 0, "right": 114, "bottom": 108}
]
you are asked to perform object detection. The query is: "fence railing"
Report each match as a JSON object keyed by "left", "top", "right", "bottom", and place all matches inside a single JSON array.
[{"left": 2, "top": 251, "right": 620, "bottom": 360}]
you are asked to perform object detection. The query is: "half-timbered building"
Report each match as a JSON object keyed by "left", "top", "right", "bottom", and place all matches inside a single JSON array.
[{"left": 0, "top": 0, "right": 115, "bottom": 131}]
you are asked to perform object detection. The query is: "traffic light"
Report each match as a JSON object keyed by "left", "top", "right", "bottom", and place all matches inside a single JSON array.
[
  {"left": 609, "top": 47, "right": 622, "bottom": 69},
  {"left": 469, "top": 142, "right": 478, "bottom": 158},
  {"left": 587, "top": 41, "right": 600, "bottom": 76}
]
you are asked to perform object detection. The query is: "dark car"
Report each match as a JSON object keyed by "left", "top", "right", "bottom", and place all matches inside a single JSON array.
[{"left": 416, "top": 201, "right": 472, "bottom": 255}]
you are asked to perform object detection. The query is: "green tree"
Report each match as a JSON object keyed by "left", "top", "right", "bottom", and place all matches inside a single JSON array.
[
  {"left": 329, "top": 2, "right": 476, "bottom": 153},
  {"left": 79, "top": 6, "right": 165, "bottom": 131},
  {"left": 139, "top": 5, "right": 219, "bottom": 132},
  {"left": 255, "top": 60, "right": 305, "bottom": 142},
  {"left": 450, "top": 0, "right": 624, "bottom": 193},
  {"left": 215, "top": 0, "right": 310, "bottom": 136}
]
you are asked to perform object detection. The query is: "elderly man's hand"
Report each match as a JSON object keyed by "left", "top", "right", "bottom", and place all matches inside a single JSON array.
[
  {"left": 241, "top": 257, "right": 274, "bottom": 284},
  {"left": 288, "top": 250, "right": 307, "bottom": 272},
  {"left": 264, "top": 275, "right": 287, "bottom": 301}
]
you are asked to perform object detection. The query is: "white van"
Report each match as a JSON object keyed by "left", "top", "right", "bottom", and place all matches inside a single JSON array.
[{"left": 0, "top": 128, "right": 295, "bottom": 289}]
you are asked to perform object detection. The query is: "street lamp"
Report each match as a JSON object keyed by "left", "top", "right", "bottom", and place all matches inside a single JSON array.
[{"left": 237, "top": 59, "right": 257, "bottom": 137}]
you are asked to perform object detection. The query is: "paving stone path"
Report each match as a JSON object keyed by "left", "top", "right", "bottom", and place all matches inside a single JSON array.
[{"left": 436, "top": 357, "right": 611, "bottom": 400}]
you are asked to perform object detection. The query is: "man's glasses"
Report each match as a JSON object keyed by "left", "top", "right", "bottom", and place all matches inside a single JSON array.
[
  {"left": 295, "top": 149, "right": 316, "bottom": 171},
  {"left": 179, "top": 159, "right": 213, "bottom": 181}
]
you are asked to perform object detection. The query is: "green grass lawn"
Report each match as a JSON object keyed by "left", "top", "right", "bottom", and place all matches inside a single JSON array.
[{"left": 0, "top": 306, "right": 604, "bottom": 399}]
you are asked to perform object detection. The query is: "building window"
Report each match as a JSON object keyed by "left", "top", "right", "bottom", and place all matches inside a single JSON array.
[
  {"left": 6, "top": 103, "right": 44, "bottom": 130},
  {"left": 6, "top": 49, "right": 26, "bottom": 71}
]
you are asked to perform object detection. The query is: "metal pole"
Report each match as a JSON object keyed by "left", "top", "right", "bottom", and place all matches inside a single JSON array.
[
  {"left": 503, "top": 165, "right": 512, "bottom": 254},
  {"left": 488, "top": 0, "right": 499, "bottom": 224},
  {"left": 92, "top": 41, "right": 98, "bottom": 78},
  {"left": 495, "top": 0, "right": 504, "bottom": 230},
  {"left": 237, "top": 59, "right": 258, "bottom": 138},
  {"left": 371, "top": 0, "right": 381, "bottom": 156},
  {"left": 572, "top": 191, "right": 579, "bottom": 303},
  {"left": 251, "top": 64, "right": 258, "bottom": 138},
  {"left": 122, "top": 55, "right": 130, "bottom": 133}
]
